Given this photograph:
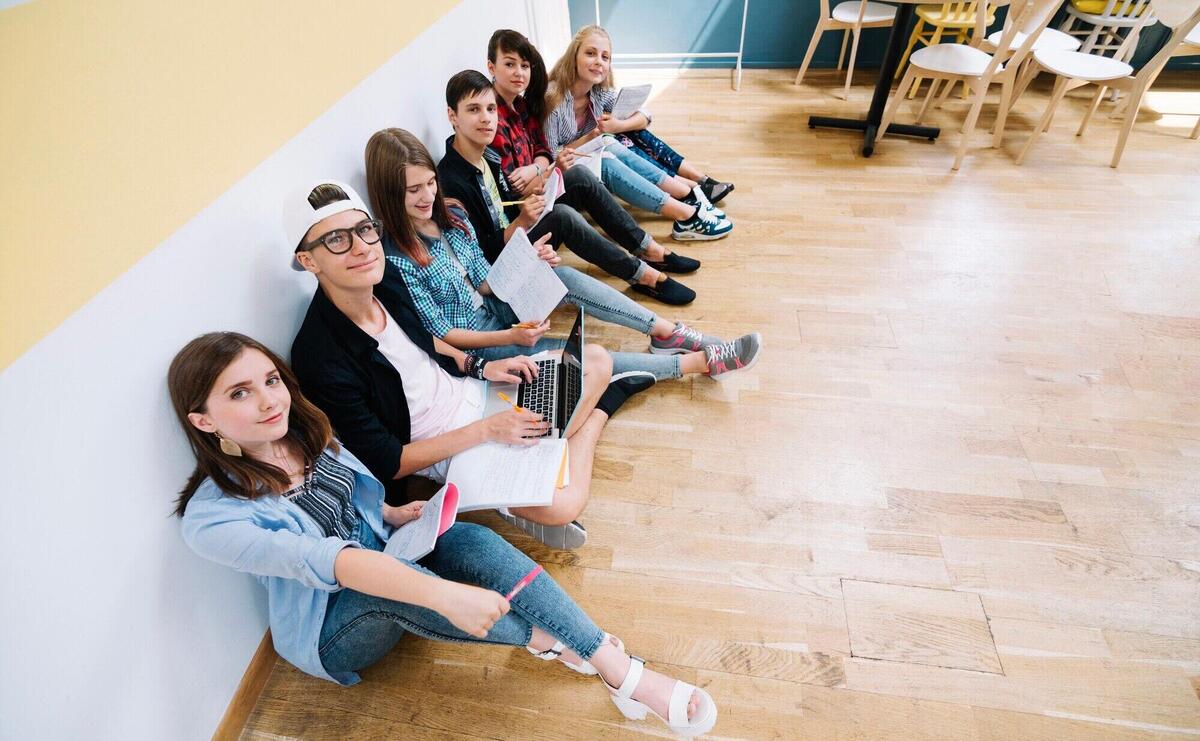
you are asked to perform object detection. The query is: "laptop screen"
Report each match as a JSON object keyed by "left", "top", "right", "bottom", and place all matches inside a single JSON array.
[{"left": 563, "top": 307, "right": 584, "bottom": 371}]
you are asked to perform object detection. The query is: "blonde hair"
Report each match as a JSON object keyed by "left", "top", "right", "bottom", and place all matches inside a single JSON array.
[{"left": 546, "top": 25, "right": 615, "bottom": 114}]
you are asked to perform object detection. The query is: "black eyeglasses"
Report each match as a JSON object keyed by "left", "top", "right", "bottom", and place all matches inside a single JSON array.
[{"left": 299, "top": 219, "right": 382, "bottom": 255}]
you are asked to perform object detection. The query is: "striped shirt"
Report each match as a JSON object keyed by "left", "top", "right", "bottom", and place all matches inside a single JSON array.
[
  {"left": 284, "top": 452, "right": 359, "bottom": 541},
  {"left": 543, "top": 85, "right": 652, "bottom": 156}
]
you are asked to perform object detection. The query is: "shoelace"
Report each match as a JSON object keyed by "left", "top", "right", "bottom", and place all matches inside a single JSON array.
[
  {"left": 706, "top": 339, "right": 739, "bottom": 364},
  {"left": 677, "top": 324, "right": 704, "bottom": 346}
]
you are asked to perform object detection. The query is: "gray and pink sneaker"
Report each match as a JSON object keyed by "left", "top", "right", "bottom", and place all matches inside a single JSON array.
[
  {"left": 705, "top": 333, "right": 763, "bottom": 380},
  {"left": 649, "top": 322, "right": 723, "bottom": 355}
]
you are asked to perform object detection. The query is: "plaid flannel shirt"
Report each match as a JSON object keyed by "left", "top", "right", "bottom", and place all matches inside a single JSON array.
[
  {"left": 385, "top": 210, "right": 491, "bottom": 339},
  {"left": 493, "top": 94, "right": 553, "bottom": 174}
]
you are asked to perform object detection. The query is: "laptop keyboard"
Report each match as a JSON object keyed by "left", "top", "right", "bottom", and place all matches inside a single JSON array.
[{"left": 517, "top": 359, "right": 559, "bottom": 436}]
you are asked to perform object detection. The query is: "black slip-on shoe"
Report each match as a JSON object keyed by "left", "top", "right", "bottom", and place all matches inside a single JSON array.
[
  {"left": 647, "top": 251, "right": 701, "bottom": 274},
  {"left": 631, "top": 276, "right": 696, "bottom": 306}
]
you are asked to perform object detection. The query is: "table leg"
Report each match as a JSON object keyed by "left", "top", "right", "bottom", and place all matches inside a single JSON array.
[{"left": 808, "top": 4, "right": 940, "bottom": 157}]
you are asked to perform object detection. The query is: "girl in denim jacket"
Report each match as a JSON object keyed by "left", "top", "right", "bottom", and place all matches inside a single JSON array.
[{"left": 168, "top": 331, "right": 716, "bottom": 736}]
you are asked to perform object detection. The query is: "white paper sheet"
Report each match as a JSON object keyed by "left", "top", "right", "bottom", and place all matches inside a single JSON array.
[
  {"left": 569, "top": 134, "right": 614, "bottom": 178},
  {"left": 531, "top": 167, "right": 565, "bottom": 230},
  {"left": 447, "top": 438, "right": 566, "bottom": 512},
  {"left": 485, "top": 227, "right": 567, "bottom": 323},
  {"left": 383, "top": 483, "right": 458, "bottom": 562},
  {"left": 612, "top": 84, "right": 651, "bottom": 120}
]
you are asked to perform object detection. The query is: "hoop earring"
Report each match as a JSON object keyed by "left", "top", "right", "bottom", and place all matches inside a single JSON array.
[{"left": 215, "top": 432, "right": 243, "bottom": 457}]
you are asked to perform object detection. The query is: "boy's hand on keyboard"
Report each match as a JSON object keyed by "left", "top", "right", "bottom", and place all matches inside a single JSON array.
[
  {"left": 508, "top": 320, "right": 550, "bottom": 347},
  {"left": 483, "top": 356, "right": 539, "bottom": 384},
  {"left": 483, "top": 408, "right": 549, "bottom": 446}
]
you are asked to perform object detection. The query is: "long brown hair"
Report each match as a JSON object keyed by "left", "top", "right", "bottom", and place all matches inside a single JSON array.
[
  {"left": 364, "top": 127, "right": 469, "bottom": 268},
  {"left": 168, "top": 332, "right": 335, "bottom": 517},
  {"left": 546, "top": 25, "right": 615, "bottom": 115},
  {"left": 488, "top": 29, "right": 549, "bottom": 124}
]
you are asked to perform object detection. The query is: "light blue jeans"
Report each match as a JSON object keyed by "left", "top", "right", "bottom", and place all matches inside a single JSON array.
[
  {"left": 599, "top": 140, "right": 673, "bottom": 214},
  {"left": 473, "top": 266, "right": 683, "bottom": 380},
  {"left": 318, "top": 520, "right": 606, "bottom": 675}
]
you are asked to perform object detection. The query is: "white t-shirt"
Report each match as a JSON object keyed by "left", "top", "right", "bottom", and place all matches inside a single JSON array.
[{"left": 371, "top": 302, "right": 470, "bottom": 441}]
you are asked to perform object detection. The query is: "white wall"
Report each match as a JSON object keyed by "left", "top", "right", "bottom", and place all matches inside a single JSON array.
[{"left": 0, "top": 2, "right": 548, "bottom": 738}]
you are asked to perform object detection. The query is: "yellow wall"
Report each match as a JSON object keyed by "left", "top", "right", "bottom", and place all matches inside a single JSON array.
[{"left": 0, "top": 0, "right": 458, "bottom": 370}]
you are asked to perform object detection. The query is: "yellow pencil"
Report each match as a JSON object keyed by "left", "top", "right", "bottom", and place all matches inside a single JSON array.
[
  {"left": 499, "top": 199, "right": 526, "bottom": 206},
  {"left": 497, "top": 391, "right": 525, "bottom": 413}
]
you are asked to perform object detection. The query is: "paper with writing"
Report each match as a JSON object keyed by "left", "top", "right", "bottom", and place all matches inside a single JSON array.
[
  {"left": 531, "top": 167, "right": 565, "bottom": 230},
  {"left": 485, "top": 227, "right": 567, "bottom": 323},
  {"left": 447, "top": 438, "right": 566, "bottom": 511},
  {"left": 612, "top": 84, "right": 651, "bottom": 120}
]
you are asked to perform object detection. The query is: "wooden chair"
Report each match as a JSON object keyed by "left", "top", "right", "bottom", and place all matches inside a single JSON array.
[
  {"left": 898, "top": 1, "right": 1002, "bottom": 98},
  {"left": 796, "top": 0, "right": 899, "bottom": 100},
  {"left": 1171, "top": 21, "right": 1200, "bottom": 138},
  {"left": 1016, "top": 0, "right": 1200, "bottom": 166},
  {"left": 1061, "top": 0, "right": 1156, "bottom": 60},
  {"left": 879, "top": 0, "right": 1062, "bottom": 169}
]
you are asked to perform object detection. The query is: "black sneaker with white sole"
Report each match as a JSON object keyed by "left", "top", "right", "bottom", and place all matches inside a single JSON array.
[
  {"left": 700, "top": 177, "right": 734, "bottom": 205},
  {"left": 596, "top": 371, "right": 657, "bottom": 417}
]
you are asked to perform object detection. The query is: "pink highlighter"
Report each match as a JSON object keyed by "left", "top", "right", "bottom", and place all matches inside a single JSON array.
[{"left": 505, "top": 565, "right": 544, "bottom": 601}]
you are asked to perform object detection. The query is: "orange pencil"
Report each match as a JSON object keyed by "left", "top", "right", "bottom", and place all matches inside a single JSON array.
[{"left": 497, "top": 391, "right": 525, "bottom": 413}]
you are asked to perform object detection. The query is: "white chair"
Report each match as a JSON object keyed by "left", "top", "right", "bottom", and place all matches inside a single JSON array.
[
  {"left": 1016, "top": 0, "right": 1200, "bottom": 166},
  {"left": 1061, "top": 0, "right": 1156, "bottom": 60},
  {"left": 879, "top": 0, "right": 1062, "bottom": 169},
  {"left": 796, "top": 0, "right": 898, "bottom": 100}
]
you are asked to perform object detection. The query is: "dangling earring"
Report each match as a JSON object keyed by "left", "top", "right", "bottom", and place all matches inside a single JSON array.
[{"left": 215, "top": 432, "right": 243, "bottom": 457}]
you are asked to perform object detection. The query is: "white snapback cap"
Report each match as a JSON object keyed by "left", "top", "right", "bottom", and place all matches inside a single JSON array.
[{"left": 282, "top": 179, "right": 371, "bottom": 271}]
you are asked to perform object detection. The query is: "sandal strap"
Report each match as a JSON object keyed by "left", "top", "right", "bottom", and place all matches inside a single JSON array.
[
  {"left": 615, "top": 655, "right": 645, "bottom": 699},
  {"left": 527, "top": 640, "right": 565, "bottom": 660},
  {"left": 668, "top": 680, "right": 697, "bottom": 725}
]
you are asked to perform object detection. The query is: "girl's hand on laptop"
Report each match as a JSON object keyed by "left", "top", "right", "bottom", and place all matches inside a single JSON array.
[
  {"left": 382, "top": 500, "right": 426, "bottom": 528},
  {"left": 483, "top": 408, "right": 549, "bottom": 446},
  {"left": 483, "top": 356, "right": 539, "bottom": 383},
  {"left": 533, "top": 234, "right": 561, "bottom": 267},
  {"left": 508, "top": 320, "right": 550, "bottom": 347}
]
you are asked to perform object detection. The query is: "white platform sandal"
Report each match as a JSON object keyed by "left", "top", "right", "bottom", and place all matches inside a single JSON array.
[
  {"left": 602, "top": 655, "right": 718, "bottom": 738},
  {"left": 528, "top": 633, "right": 624, "bottom": 676}
]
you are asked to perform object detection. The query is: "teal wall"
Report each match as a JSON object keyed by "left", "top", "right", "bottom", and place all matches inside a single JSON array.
[{"left": 568, "top": 0, "right": 1198, "bottom": 70}]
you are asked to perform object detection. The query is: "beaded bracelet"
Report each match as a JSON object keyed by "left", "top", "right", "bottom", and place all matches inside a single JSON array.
[{"left": 464, "top": 354, "right": 487, "bottom": 380}]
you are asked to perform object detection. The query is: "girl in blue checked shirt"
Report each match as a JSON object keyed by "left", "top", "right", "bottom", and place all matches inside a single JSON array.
[
  {"left": 364, "top": 127, "right": 763, "bottom": 389},
  {"left": 168, "top": 331, "right": 716, "bottom": 736}
]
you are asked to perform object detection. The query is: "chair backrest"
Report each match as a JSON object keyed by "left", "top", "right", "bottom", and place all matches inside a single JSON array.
[
  {"left": 1094, "top": 0, "right": 1154, "bottom": 20},
  {"left": 1130, "top": 1, "right": 1200, "bottom": 79},
  {"left": 980, "top": 0, "right": 1062, "bottom": 75},
  {"left": 1153, "top": 0, "right": 1200, "bottom": 26}
]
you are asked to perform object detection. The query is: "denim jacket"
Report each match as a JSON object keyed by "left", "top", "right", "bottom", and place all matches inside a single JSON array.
[{"left": 179, "top": 444, "right": 391, "bottom": 685}]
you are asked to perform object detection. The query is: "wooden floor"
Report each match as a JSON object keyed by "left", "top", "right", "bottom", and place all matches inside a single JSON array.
[{"left": 242, "top": 68, "right": 1200, "bottom": 740}]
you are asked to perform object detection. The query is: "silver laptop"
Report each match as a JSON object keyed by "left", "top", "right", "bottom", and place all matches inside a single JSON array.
[{"left": 483, "top": 308, "right": 585, "bottom": 439}]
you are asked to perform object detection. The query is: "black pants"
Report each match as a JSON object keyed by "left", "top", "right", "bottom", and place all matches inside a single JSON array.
[{"left": 529, "top": 166, "right": 649, "bottom": 283}]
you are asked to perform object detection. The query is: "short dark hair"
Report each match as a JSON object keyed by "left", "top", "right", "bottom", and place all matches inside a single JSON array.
[{"left": 446, "top": 69, "right": 493, "bottom": 110}]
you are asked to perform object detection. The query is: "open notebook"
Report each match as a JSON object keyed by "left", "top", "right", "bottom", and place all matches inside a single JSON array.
[{"left": 383, "top": 483, "right": 460, "bottom": 562}]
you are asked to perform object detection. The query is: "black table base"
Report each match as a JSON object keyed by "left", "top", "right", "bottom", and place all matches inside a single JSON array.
[{"left": 808, "top": 4, "right": 941, "bottom": 157}]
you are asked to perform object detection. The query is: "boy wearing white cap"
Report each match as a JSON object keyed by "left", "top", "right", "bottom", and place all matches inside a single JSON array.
[{"left": 286, "top": 180, "right": 611, "bottom": 549}]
